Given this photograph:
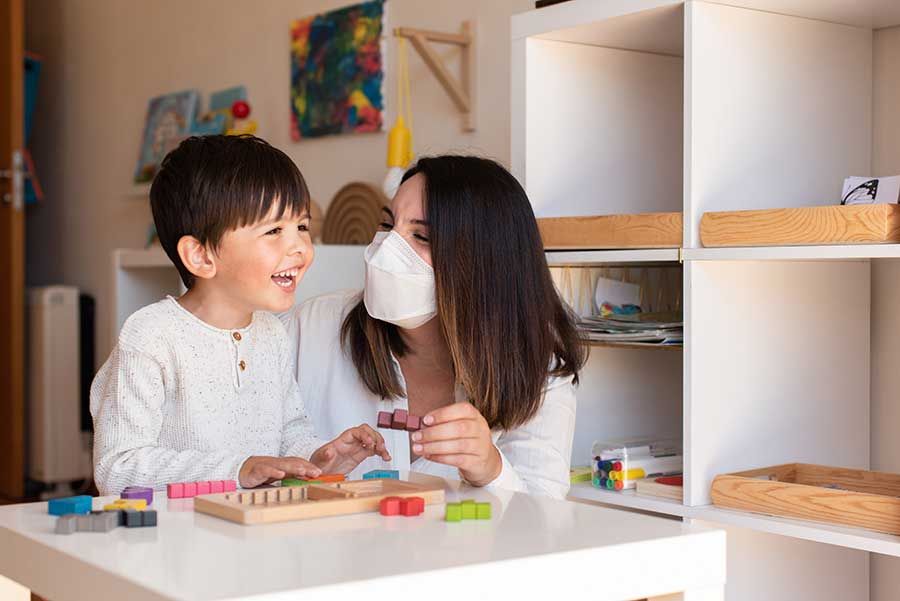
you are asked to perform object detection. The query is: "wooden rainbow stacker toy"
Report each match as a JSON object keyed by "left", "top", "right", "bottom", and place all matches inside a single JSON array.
[{"left": 193, "top": 478, "right": 445, "bottom": 525}]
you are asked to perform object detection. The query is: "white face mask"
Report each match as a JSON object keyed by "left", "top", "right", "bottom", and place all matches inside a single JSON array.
[{"left": 364, "top": 231, "right": 437, "bottom": 329}]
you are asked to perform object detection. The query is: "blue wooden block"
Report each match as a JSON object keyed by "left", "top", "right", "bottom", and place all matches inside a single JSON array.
[
  {"left": 362, "top": 469, "right": 400, "bottom": 480},
  {"left": 48, "top": 495, "right": 92, "bottom": 516}
]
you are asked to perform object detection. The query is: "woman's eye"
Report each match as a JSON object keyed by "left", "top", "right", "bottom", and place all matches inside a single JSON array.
[
  {"left": 378, "top": 222, "right": 394, "bottom": 231},
  {"left": 265, "top": 227, "right": 282, "bottom": 235},
  {"left": 413, "top": 233, "right": 430, "bottom": 243}
]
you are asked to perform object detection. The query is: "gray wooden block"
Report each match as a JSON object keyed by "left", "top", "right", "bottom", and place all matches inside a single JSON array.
[
  {"left": 75, "top": 515, "right": 92, "bottom": 532},
  {"left": 91, "top": 511, "right": 119, "bottom": 532},
  {"left": 140, "top": 510, "right": 157, "bottom": 527},
  {"left": 123, "top": 509, "right": 142, "bottom": 528},
  {"left": 55, "top": 514, "right": 78, "bottom": 535}
]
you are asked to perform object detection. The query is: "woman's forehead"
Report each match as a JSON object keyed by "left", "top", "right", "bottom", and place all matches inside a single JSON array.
[{"left": 391, "top": 173, "right": 426, "bottom": 221}]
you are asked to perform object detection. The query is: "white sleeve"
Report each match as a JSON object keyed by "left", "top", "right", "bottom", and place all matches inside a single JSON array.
[
  {"left": 90, "top": 345, "right": 250, "bottom": 495},
  {"left": 480, "top": 376, "right": 577, "bottom": 500}
]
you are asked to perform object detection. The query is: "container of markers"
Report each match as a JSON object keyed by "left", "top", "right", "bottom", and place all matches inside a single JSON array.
[{"left": 591, "top": 438, "right": 683, "bottom": 491}]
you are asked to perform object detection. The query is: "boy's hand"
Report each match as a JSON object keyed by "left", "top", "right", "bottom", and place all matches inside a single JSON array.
[
  {"left": 310, "top": 425, "right": 392, "bottom": 474},
  {"left": 239, "top": 455, "right": 321, "bottom": 488}
]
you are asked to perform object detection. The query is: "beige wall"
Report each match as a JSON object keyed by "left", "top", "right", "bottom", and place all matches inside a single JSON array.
[
  {"left": 24, "top": 0, "right": 532, "bottom": 363},
  {"left": 871, "top": 24, "right": 900, "bottom": 601}
]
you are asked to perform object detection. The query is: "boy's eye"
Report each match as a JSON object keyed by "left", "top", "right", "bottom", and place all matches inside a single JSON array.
[
  {"left": 265, "top": 227, "right": 282, "bottom": 236},
  {"left": 298, "top": 223, "right": 309, "bottom": 232}
]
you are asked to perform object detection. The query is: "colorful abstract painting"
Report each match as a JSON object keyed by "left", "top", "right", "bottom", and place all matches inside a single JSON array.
[{"left": 290, "top": 0, "right": 384, "bottom": 140}]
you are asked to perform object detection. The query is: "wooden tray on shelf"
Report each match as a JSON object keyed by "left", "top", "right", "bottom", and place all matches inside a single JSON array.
[
  {"left": 194, "top": 479, "right": 445, "bottom": 525},
  {"left": 700, "top": 204, "right": 900, "bottom": 247},
  {"left": 711, "top": 463, "right": 900, "bottom": 536},
  {"left": 537, "top": 212, "right": 682, "bottom": 250}
]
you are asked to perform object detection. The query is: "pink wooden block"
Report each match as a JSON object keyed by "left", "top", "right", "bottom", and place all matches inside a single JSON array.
[
  {"left": 223, "top": 480, "right": 237, "bottom": 492},
  {"left": 406, "top": 415, "right": 422, "bottom": 432},
  {"left": 196, "top": 481, "right": 211, "bottom": 495},
  {"left": 167, "top": 483, "right": 184, "bottom": 499},
  {"left": 391, "top": 409, "right": 408, "bottom": 430},
  {"left": 183, "top": 482, "right": 198, "bottom": 498},
  {"left": 210, "top": 480, "right": 224, "bottom": 494},
  {"left": 376, "top": 411, "right": 393, "bottom": 429}
]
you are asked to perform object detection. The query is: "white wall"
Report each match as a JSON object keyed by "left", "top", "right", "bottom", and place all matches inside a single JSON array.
[
  {"left": 870, "top": 23, "right": 900, "bottom": 601},
  {"left": 24, "top": 0, "right": 533, "bottom": 364}
]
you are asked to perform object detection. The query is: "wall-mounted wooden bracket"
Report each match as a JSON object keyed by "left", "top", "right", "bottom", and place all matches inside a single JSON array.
[{"left": 394, "top": 21, "right": 476, "bottom": 132}]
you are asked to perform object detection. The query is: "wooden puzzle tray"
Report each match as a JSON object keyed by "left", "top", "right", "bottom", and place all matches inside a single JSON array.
[
  {"left": 711, "top": 463, "right": 900, "bottom": 535},
  {"left": 194, "top": 479, "right": 445, "bottom": 525}
]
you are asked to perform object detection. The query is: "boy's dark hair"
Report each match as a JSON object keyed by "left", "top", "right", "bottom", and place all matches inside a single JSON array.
[{"left": 150, "top": 135, "right": 310, "bottom": 288}]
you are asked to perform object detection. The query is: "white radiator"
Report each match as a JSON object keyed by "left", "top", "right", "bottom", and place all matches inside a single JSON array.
[{"left": 27, "top": 286, "right": 91, "bottom": 483}]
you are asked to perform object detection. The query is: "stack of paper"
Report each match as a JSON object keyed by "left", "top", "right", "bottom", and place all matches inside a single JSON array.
[{"left": 578, "top": 311, "right": 683, "bottom": 346}]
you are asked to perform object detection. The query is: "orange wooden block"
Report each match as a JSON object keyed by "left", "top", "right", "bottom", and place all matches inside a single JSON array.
[{"left": 317, "top": 473, "right": 346, "bottom": 483}]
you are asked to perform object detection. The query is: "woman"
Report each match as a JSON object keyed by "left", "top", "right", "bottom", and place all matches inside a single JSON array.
[{"left": 282, "top": 156, "right": 585, "bottom": 499}]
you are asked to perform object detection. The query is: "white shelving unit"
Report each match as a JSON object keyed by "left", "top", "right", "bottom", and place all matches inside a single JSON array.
[{"left": 513, "top": 1, "right": 900, "bottom": 600}]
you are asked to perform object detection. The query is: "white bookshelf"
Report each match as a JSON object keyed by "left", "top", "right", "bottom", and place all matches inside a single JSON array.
[{"left": 513, "top": 1, "right": 900, "bottom": 599}]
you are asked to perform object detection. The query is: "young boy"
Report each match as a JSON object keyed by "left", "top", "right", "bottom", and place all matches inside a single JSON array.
[{"left": 90, "top": 135, "right": 389, "bottom": 495}]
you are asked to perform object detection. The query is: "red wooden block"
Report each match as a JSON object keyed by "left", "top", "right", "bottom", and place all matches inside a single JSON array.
[
  {"left": 399, "top": 496, "right": 425, "bottom": 516},
  {"left": 210, "top": 480, "right": 224, "bottom": 494},
  {"left": 223, "top": 480, "right": 237, "bottom": 492},
  {"left": 406, "top": 415, "right": 422, "bottom": 432},
  {"left": 391, "top": 409, "right": 408, "bottom": 430},
  {"left": 376, "top": 411, "right": 393, "bottom": 429},
  {"left": 183, "top": 482, "right": 198, "bottom": 498},
  {"left": 196, "top": 481, "right": 211, "bottom": 495},
  {"left": 379, "top": 496, "right": 402, "bottom": 516},
  {"left": 167, "top": 483, "right": 184, "bottom": 499}
]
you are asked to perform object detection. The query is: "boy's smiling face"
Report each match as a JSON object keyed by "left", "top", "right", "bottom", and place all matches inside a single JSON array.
[{"left": 212, "top": 202, "right": 314, "bottom": 314}]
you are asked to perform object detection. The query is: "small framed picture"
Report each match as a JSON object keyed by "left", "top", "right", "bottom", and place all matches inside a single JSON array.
[{"left": 841, "top": 175, "right": 900, "bottom": 205}]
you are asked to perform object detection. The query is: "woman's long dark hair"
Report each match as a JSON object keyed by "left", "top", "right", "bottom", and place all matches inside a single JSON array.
[{"left": 341, "top": 156, "right": 586, "bottom": 430}]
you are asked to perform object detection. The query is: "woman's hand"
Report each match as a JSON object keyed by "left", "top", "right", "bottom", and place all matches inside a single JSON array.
[
  {"left": 412, "top": 403, "right": 502, "bottom": 486},
  {"left": 310, "top": 424, "right": 392, "bottom": 474},
  {"left": 239, "top": 455, "right": 321, "bottom": 488}
]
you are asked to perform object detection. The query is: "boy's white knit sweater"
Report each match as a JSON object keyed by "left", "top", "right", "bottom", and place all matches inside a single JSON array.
[{"left": 90, "top": 296, "right": 320, "bottom": 495}]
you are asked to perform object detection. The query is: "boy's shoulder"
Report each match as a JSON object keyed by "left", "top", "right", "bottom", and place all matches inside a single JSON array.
[{"left": 116, "top": 297, "right": 191, "bottom": 353}]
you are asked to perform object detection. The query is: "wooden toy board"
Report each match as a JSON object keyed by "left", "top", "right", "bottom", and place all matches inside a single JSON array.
[{"left": 193, "top": 479, "right": 445, "bottom": 525}]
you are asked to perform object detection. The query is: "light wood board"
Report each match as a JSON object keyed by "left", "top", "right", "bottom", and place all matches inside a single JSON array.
[
  {"left": 537, "top": 213, "right": 682, "bottom": 250},
  {"left": 635, "top": 479, "right": 684, "bottom": 501},
  {"left": 700, "top": 204, "right": 900, "bottom": 247},
  {"left": 711, "top": 463, "right": 900, "bottom": 536},
  {"left": 194, "top": 479, "right": 445, "bottom": 525}
]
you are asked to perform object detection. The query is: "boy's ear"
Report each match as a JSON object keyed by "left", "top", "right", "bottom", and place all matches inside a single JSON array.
[{"left": 177, "top": 235, "right": 217, "bottom": 281}]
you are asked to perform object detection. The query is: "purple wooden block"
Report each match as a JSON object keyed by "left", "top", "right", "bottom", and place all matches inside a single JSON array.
[{"left": 121, "top": 486, "right": 153, "bottom": 506}]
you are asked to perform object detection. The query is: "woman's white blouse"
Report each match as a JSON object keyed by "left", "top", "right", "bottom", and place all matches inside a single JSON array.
[{"left": 281, "top": 290, "right": 577, "bottom": 499}]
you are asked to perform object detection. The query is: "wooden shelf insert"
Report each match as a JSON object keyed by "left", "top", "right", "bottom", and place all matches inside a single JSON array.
[
  {"left": 700, "top": 204, "right": 900, "bottom": 247},
  {"left": 537, "top": 212, "right": 682, "bottom": 250}
]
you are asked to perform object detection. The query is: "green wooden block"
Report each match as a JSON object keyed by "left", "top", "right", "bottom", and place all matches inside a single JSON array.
[
  {"left": 281, "top": 478, "right": 322, "bottom": 487},
  {"left": 461, "top": 499, "right": 477, "bottom": 520},
  {"left": 445, "top": 503, "right": 462, "bottom": 522},
  {"left": 476, "top": 502, "right": 492, "bottom": 520}
]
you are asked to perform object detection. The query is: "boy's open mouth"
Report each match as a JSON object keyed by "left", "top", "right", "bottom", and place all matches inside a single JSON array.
[{"left": 271, "top": 268, "right": 299, "bottom": 289}]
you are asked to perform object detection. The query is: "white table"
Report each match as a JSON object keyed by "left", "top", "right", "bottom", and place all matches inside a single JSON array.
[{"left": 0, "top": 475, "right": 725, "bottom": 601}]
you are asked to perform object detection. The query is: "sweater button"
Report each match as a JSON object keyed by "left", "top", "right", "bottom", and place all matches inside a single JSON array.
[
  {"left": 239, "top": 360, "right": 247, "bottom": 371},
  {"left": 232, "top": 332, "right": 242, "bottom": 341}
]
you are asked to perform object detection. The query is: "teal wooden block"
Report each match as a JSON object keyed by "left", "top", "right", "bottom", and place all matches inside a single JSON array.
[{"left": 48, "top": 495, "right": 92, "bottom": 516}]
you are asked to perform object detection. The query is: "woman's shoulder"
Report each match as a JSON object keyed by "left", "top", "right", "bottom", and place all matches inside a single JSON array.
[{"left": 280, "top": 289, "right": 361, "bottom": 336}]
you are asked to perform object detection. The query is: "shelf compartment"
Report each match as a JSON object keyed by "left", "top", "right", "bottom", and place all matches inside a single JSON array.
[
  {"left": 711, "top": 463, "right": 900, "bottom": 537},
  {"left": 567, "top": 482, "right": 688, "bottom": 517},
  {"left": 700, "top": 204, "right": 900, "bottom": 248},
  {"left": 539, "top": 212, "right": 682, "bottom": 250}
]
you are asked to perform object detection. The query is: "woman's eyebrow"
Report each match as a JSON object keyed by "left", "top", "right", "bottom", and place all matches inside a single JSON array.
[
  {"left": 411, "top": 219, "right": 430, "bottom": 226},
  {"left": 381, "top": 207, "right": 395, "bottom": 220}
]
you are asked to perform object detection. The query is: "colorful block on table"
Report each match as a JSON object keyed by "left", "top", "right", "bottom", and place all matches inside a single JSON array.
[
  {"left": 48, "top": 495, "right": 92, "bottom": 516},
  {"left": 460, "top": 499, "right": 477, "bottom": 520},
  {"left": 196, "top": 481, "right": 211, "bottom": 495},
  {"left": 121, "top": 486, "right": 153, "bottom": 506},
  {"left": 167, "top": 483, "right": 184, "bottom": 498},
  {"left": 362, "top": 469, "right": 399, "bottom": 480},
  {"left": 445, "top": 503, "right": 462, "bottom": 522},
  {"left": 123, "top": 509, "right": 143, "bottom": 528},
  {"left": 475, "top": 502, "right": 492, "bottom": 520},
  {"left": 183, "top": 482, "right": 198, "bottom": 497},
  {"left": 399, "top": 496, "right": 425, "bottom": 516},
  {"left": 317, "top": 474, "right": 346, "bottom": 483},
  {"left": 210, "top": 480, "right": 224, "bottom": 494},
  {"left": 103, "top": 498, "right": 147, "bottom": 511},
  {"left": 167, "top": 479, "right": 235, "bottom": 498},
  {"left": 379, "top": 496, "right": 402, "bottom": 516}
]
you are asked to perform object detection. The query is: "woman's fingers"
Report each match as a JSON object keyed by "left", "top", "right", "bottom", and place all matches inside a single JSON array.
[
  {"left": 423, "top": 402, "right": 479, "bottom": 426},
  {"left": 413, "top": 438, "right": 479, "bottom": 456},
  {"left": 278, "top": 456, "right": 322, "bottom": 478},
  {"left": 412, "top": 419, "right": 479, "bottom": 443}
]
